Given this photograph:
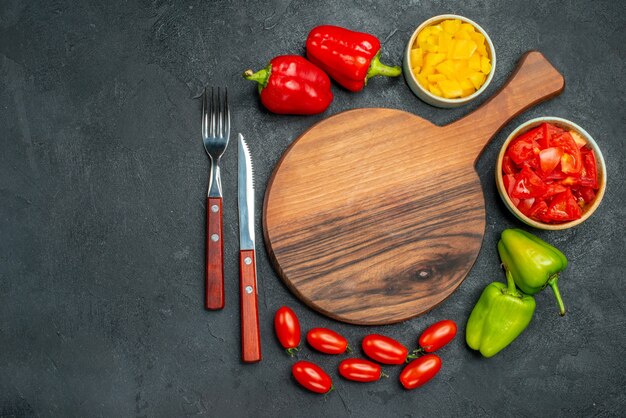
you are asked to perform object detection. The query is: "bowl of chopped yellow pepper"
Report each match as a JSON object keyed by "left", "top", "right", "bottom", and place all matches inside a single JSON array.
[{"left": 404, "top": 15, "right": 496, "bottom": 107}]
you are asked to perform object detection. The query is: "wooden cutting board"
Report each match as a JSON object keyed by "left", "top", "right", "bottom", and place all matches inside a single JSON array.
[{"left": 263, "top": 51, "right": 564, "bottom": 325}]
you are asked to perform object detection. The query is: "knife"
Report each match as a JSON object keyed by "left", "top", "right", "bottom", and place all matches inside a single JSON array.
[{"left": 238, "top": 134, "right": 262, "bottom": 363}]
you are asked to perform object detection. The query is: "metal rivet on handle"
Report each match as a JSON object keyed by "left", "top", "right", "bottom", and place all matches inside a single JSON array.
[
  {"left": 211, "top": 205, "right": 219, "bottom": 213},
  {"left": 244, "top": 257, "right": 252, "bottom": 265},
  {"left": 211, "top": 234, "right": 219, "bottom": 242},
  {"left": 245, "top": 286, "right": 253, "bottom": 294}
]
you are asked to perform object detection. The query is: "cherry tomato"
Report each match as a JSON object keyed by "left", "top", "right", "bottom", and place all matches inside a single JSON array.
[
  {"left": 338, "top": 358, "right": 385, "bottom": 382},
  {"left": 274, "top": 306, "right": 300, "bottom": 356},
  {"left": 307, "top": 328, "right": 349, "bottom": 354},
  {"left": 362, "top": 334, "right": 408, "bottom": 365},
  {"left": 292, "top": 361, "right": 333, "bottom": 394},
  {"left": 418, "top": 320, "right": 457, "bottom": 353},
  {"left": 399, "top": 354, "right": 442, "bottom": 390}
]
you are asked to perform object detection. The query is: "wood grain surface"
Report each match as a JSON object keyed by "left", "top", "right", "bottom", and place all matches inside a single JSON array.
[{"left": 263, "top": 51, "right": 565, "bottom": 325}]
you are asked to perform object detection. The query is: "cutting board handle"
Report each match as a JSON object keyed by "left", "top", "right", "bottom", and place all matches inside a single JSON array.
[{"left": 451, "top": 51, "right": 564, "bottom": 164}]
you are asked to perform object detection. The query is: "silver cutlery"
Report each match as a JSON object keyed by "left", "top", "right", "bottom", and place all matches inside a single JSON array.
[
  {"left": 238, "top": 134, "right": 261, "bottom": 362},
  {"left": 202, "top": 87, "right": 230, "bottom": 310}
]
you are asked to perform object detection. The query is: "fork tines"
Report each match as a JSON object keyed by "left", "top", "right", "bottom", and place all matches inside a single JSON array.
[{"left": 202, "top": 87, "right": 230, "bottom": 140}]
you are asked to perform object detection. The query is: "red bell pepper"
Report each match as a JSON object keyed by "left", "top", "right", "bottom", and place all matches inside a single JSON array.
[
  {"left": 306, "top": 25, "right": 402, "bottom": 92},
  {"left": 243, "top": 55, "right": 333, "bottom": 115}
]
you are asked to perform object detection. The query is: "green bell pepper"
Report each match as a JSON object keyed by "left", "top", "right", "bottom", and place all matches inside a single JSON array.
[
  {"left": 466, "top": 271, "right": 536, "bottom": 358},
  {"left": 498, "top": 228, "right": 567, "bottom": 316}
]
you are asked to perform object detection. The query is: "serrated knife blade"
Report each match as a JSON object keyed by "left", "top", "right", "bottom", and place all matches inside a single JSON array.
[{"left": 238, "top": 134, "right": 255, "bottom": 251}]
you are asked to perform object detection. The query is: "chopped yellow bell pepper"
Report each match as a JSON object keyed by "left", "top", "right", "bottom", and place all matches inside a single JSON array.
[
  {"left": 481, "top": 56, "right": 492, "bottom": 74},
  {"left": 450, "top": 39, "right": 477, "bottom": 60},
  {"left": 410, "top": 18, "right": 492, "bottom": 99},
  {"left": 437, "top": 79, "right": 463, "bottom": 99},
  {"left": 468, "top": 72, "right": 486, "bottom": 89},
  {"left": 410, "top": 47, "right": 423, "bottom": 67},
  {"left": 435, "top": 60, "right": 456, "bottom": 79},
  {"left": 424, "top": 52, "right": 446, "bottom": 68},
  {"left": 442, "top": 19, "right": 462, "bottom": 34}
]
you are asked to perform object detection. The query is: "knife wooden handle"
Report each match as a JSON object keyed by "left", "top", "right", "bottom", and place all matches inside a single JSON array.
[
  {"left": 239, "top": 249, "right": 262, "bottom": 363},
  {"left": 206, "top": 197, "right": 225, "bottom": 310}
]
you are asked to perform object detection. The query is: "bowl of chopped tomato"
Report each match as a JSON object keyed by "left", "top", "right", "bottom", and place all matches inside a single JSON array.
[{"left": 496, "top": 117, "right": 606, "bottom": 229}]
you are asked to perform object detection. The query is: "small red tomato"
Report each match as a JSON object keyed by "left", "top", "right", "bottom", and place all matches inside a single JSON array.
[
  {"left": 292, "top": 361, "right": 333, "bottom": 394},
  {"left": 338, "top": 358, "right": 385, "bottom": 383},
  {"left": 362, "top": 334, "right": 408, "bottom": 365},
  {"left": 307, "top": 328, "right": 349, "bottom": 354},
  {"left": 274, "top": 306, "right": 301, "bottom": 356},
  {"left": 418, "top": 320, "right": 457, "bottom": 353},
  {"left": 399, "top": 354, "right": 442, "bottom": 390}
]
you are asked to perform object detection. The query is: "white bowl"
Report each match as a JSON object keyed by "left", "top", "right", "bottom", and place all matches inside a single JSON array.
[
  {"left": 496, "top": 117, "right": 607, "bottom": 230},
  {"left": 403, "top": 14, "right": 496, "bottom": 108}
]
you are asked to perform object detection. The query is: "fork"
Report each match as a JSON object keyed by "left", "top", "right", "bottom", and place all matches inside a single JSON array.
[{"left": 202, "top": 87, "right": 230, "bottom": 310}]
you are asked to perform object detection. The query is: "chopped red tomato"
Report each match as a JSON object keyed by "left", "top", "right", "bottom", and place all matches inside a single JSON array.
[
  {"left": 502, "top": 122, "right": 600, "bottom": 224},
  {"left": 540, "top": 122, "right": 565, "bottom": 149},
  {"left": 502, "top": 155, "right": 517, "bottom": 175},
  {"left": 577, "top": 187, "right": 596, "bottom": 204},
  {"left": 528, "top": 199, "right": 549, "bottom": 221},
  {"left": 510, "top": 166, "right": 547, "bottom": 199},
  {"left": 551, "top": 132, "right": 582, "bottom": 174},
  {"left": 516, "top": 198, "right": 535, "bottom": 215},
  {"left": 544, "top": 183, "right": 567, "bottom": 198},
  {"left": 502, "top": 174, "right": 519, "bottom": 206},
  {"left": 539, "top": 147, "right": 564, "bottom": 174},
  {"left": 578, "top": 147, "right": 598, "bottom": 188},
  {"left": 545, "top": 189, "right": 582, "bottom": 222},
  {"left": 507, "top": 127, "right": 542, "bottom": 165}
]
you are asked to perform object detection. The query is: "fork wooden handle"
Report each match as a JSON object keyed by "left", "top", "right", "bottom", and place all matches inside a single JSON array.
[
  {"left": 206, "top": 197, "right": 225, "bottom": 310},
  {"left": 239, "top": 249, "right": 262, "bottom": 363}
]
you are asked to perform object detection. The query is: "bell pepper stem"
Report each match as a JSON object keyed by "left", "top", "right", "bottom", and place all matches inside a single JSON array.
[
  {"left": 505, "top": 269, "right": 518, "bottom": 296},
  {"left": 366, "top": 52, "right": 402, "bottom": 82},
  {"left": 548, "top": 275, "right": 566, "bottom": 316},
  {"left": 243, "top": 64, "right": 271, "bottom": 93}
]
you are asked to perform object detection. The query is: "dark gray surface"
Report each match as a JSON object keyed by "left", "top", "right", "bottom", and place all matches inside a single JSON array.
[{"left": 1, "top": 0, "right": 625, "bottom": 416}]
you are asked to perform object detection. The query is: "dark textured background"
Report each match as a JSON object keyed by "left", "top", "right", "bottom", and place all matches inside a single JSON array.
[{"left": 1, "top": 0, "right": 625, "bottom": 416}]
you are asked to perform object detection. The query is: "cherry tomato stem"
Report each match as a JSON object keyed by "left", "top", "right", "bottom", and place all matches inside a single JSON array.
[
  {"left": 406, "top": 353, "right": 420, "bottom": 362},
  {"left": 285, "top": 347, "right": 301, "bottom": 357}
]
